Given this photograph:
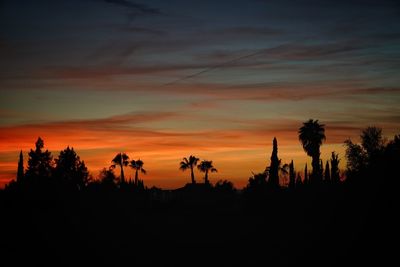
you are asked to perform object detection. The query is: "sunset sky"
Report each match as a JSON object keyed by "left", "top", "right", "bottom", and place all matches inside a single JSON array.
[{"left": 1, "top": 0, "right": 399, "bottom": 188}]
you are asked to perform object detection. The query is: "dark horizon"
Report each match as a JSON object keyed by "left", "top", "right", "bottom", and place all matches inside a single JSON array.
[{"left": 1, "top": 123, "right": 398, "bottom": 266}]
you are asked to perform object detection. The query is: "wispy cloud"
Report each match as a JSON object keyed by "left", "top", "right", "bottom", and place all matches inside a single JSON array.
[{"left": 103, "top": 0, "right": 161, "bottom": 14}]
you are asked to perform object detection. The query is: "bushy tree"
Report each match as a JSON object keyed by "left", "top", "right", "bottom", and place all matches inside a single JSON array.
[
  {"left": 245, "top": 172, "right": 268, "bottom": 194},
  {"left": 99, "top": 167, "right": 117, "bottom": 188},
  {"left": 361, "top": 127, "right": 385, "bottom": 160},
  {"left": 383, "top": 135, "right": 400, "bottom": 185},
  {"left": 215, "top": 180, "right": 235, "bottom": 193},
  {"left": 54, "top": 146, "right": 89, "bottom": 190},
  {"left": 25, "top": 137, "right": 53, "bottom": 185},
  {"left": 345, "top": 127, "right": 384, "bottom": 174}
]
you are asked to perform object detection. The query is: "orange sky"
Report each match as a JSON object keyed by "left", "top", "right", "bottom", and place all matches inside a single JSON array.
[{"left": 1, "top": 115, "right": 395, "bottom": 189}]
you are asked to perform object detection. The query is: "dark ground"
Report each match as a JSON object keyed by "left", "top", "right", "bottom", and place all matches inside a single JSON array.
[{"left": 0, "top": 184, "right": 397, "bottom": 266}]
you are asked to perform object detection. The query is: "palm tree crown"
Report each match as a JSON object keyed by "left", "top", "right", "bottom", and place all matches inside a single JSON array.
[
  {"left": 298, "top": 119, "right": 326, "bottom": 157},
  {"left": 197, "top": 160, "right": 217, "bottom": 184},
  {"left": 111, "top": 153, "right": 129, "bottom": 184},
  {"left": 179, "top": 155, "right": 199, "bottom": 184},
  {"left": 130, "top": 159, "right": 146, "bottom": 186},
  {"left": 298, "top": 119, "right": 326, "bottom": 183}
]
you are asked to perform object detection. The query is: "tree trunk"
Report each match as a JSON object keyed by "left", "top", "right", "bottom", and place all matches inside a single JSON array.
[
  {"left": 190, "top": 167, "right": 195, "bottom": 184},
  {"left": 135, "top": 169, "right": 138, "bottom": 186},
  {"left": 120, "top": 165, "right": 125, "bottom": 184},
  {"left": 205, "top": 170, "right": 209, "bottom": 184},
  {"left": 311, "top": 155, "right": 320, "bottom": 184}
]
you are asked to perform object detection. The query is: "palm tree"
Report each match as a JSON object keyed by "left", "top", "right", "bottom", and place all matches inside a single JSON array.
[
  {"left": 179, "top": 155, "right": 199, "bottom": 184},
  {"left": 197, "top": 160, "right": 217, "bottom": 184},
  {"left": 130, "top": 159, "right": 147, "bottom": 186},
  {"left": 298, "top": 119, "right": 326, "bottom": 183},
  {"left": 111, "top": 153, "right": 129, "bottom": 184}
]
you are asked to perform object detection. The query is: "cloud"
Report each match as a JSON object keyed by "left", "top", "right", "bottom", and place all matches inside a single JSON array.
[
  {"left": 120, "top": 26, "right": 165, "bottom": 35},
  {"left": 208, "top": 26, "right": 284, "bottom": 38},
  {"left": 261, "top": 42, "right": 365, "bottom": 61},
  {"left": 3, "top": 111, "right": 178, "bottom": 131},
  {"left": 162, "top": 41, "right": 371, "bottom": 85},
  {"left": 103, "top": 0, "right": 161, "bottom": 14}
]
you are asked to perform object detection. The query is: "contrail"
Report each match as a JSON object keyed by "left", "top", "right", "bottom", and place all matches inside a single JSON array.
[{"left": 163, "top": 49, "right": 266, "bottom": 86}]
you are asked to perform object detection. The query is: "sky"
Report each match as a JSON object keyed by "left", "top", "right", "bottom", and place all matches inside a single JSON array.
[{"left": 1, "top": 0, "right": 400, "bottom": 188}]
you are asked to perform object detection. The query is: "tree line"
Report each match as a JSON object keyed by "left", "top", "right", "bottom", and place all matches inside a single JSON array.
[{"left": 5, "top": 119, "right": 400, "bottom": 194}]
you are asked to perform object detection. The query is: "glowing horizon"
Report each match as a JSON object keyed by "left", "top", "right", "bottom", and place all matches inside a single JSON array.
[{"left": 1, "top": 119, "right": 397, "bottom": 189}]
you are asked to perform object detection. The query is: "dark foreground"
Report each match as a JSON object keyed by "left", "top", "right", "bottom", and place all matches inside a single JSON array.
[{"left": 0, "top": 183, "right": 397, "bottom": 266}]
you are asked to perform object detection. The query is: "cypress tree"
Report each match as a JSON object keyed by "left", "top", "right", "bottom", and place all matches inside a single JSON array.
[
  {"left": 296, "top": 172, "right": 303, "bottom": 187},
  {"left": 324, "top": 161, "right": 331, "bottom": 183},
  {"left": 268, "top": 137, "right": 280, "bottom": 188},
  {"left": 17, "top": 150, "right": 24, "bottom": 183},
  {"left": 289, "top": 160, "right": 296, "bottom": 189}
]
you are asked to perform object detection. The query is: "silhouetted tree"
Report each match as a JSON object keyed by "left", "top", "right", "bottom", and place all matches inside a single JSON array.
[
  {"left": 344, "top": 127, "right": 384, "bottom": 175},
  {"left": 197, "top": 160, "right": 217, "bottom": 184},
  {"left": 385, "top": 135, "right": 400, "bottom": 166},
  {"left": 111, "top": 153, "right": 129, "bottom": 184},
  {"left": 385, "top": 135, "right": 400, "bottom": 156},
  {"left": 384, "top": 134, "right": 400, "bottom": 186},
  {"left": 99, "top": 167, "right": 117, "bottom": 188},
  {"left": 25, "top": 137, "right": 53, "bottom": 185},
  {"left": 179, "top": 155, "right": 200, "bottom": 184},
  {"left": 361, "top": 127, "right": 385, "bottom": 161},
  {"left": 17, "top": 150, "right": 24, "bottom": 183},
  {"left": 330, "top": 152, "right": 340, "bottom": 184},
  {"left": 130, "top": 159, "right": 146, "bottom": 186},
  {"left": 298, "top": 119, "right": 326, "bottom": 184},
  {"left": 289, "top": 160, "right": 296, "bottom": 190},
  {"left": 324, "top": 161, "right": 331, "bottom": 183},
  {"left": 137, "top": 178, "right": 145, "bottom": 190},
  {"left": 265, "top": 162, "right": 288, "bottom": 188},
  {"left": 54, "top": 146, "right": 89, "bottom": 190},
  {"left": 344, "top": 139, "right": 366, "bottom": 174},
  {"left": 296, "top": 172, "right": 302, "bottom": 187},
  {"left": 245, "top": 172, "right": 268, "bottom": 195},
  {"left": 215, "top": 180, "right": 235, "bottom": 193},
  {"left": 268, "top": 137, "right": 280, "bottom": 188},
  {"left": 345, "top": 126, "right": 386, "bottom": 184},
  {"left": 320, "top": 159, "right": 324, "bottom": 180},
  {"left": 304, "top": 164, "right": 308, "bottom": 185}
]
